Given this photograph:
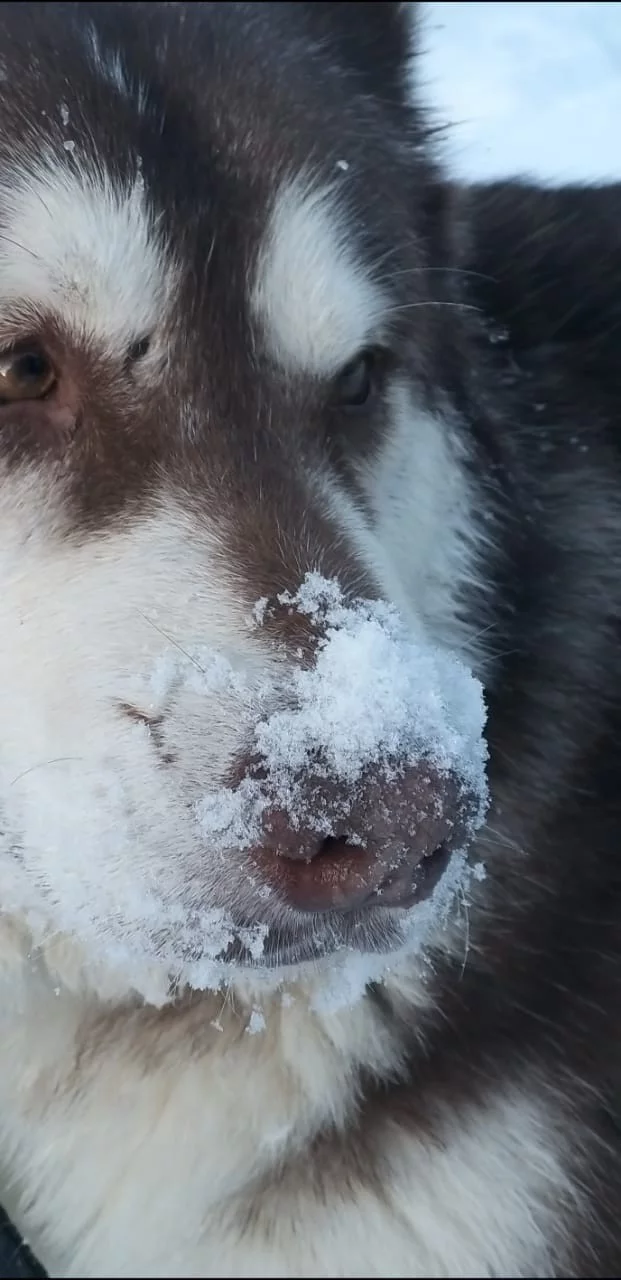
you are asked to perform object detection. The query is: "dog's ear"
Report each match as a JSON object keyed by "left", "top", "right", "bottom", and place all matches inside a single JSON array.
[{"left": 305, "top": 2, "right": 419, "bottom": 106}]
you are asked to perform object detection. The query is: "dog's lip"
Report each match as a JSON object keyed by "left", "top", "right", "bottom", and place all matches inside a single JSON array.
[
  {"left": 216, "top": 848, "right": 452, "bottom": 969},
  {"left": 372, "top": 841, "right": 451, "bottom": 908},
  {"left": 270, "top": 838, "right": 452, "bottom": 913}
]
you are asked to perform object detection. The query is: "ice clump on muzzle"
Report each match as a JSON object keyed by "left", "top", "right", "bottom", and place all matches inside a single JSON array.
[{"left": 196, "top": 573, "right": 489, "bottom": 854}]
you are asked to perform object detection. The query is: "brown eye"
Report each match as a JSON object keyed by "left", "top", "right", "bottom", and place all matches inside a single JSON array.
[{"left": 0, "top": 346, "right": 57, "bottom": 403}]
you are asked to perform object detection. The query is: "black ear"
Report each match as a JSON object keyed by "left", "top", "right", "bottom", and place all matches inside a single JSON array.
[{"left": 305, "top": 2, "right": 419, "bottom": 107}]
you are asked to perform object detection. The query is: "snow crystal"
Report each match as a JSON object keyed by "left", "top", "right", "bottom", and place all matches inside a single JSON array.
[
  {"left": 246, "top": 1008, "right": 266, "bottom": 1035},
  {"left": 252, "top": 596, "right": 269, "bottom": 627},
  {"left": 149, "top": 645, "right": 255, "bottom": 709},
  {"left": 197, "top": 572, "right": 488, "bottom": 855}
]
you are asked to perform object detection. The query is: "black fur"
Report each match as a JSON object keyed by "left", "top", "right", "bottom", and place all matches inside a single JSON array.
[{"left": 0, "top": 1208, "right": 46, "bottom": 1280}]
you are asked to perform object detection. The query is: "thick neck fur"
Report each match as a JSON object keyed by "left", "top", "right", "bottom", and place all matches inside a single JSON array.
[{"left": 0, "top": 889, "right": 586, "bottom": 1279}]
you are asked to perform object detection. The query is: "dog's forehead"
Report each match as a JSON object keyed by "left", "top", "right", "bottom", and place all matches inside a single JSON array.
[{"left": 0, "top": 1, "right": 409, "bottom": 380}]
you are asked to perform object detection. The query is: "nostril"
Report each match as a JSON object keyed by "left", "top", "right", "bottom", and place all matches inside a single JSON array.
[{"left": 317, "top": 835, "right": 364, "bottom": 859}]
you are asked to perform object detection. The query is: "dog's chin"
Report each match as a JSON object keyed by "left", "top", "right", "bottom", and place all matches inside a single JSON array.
[
  {"left": 14, "top": 849, "right": 470, "bottom": 1008},
  {"left": 217, "top": 907, "right": 406, "bottom": 971},
  {"left": 215, "top": 841, "right": 475, "bottom": 974}
]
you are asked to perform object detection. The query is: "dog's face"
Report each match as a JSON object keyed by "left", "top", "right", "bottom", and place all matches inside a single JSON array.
[{"left": 0, "top": 2, "right": 490, "bottom": 1001}]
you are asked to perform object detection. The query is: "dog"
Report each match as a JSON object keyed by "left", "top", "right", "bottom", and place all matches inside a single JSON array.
[{"left": 0, "top": 2, "right": 620, "bottom": 1275}]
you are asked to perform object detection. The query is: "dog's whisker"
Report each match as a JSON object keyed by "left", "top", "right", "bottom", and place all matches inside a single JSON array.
[
  {"left": 138, "top": 611, "right": 207, "bottom": 676},
  {"left": 458, "top": 886, "right": 471, "bottom": 981},
  {"left": 10, "top": 757, "right": 83, "bottom": 787},
  {"left": 384, "top": 299, "right": 482, "bottom": 317}
]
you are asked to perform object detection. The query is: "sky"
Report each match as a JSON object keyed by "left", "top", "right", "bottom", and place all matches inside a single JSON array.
[{"left": 422, "top": 2, "right": 621, "bottom": 184}]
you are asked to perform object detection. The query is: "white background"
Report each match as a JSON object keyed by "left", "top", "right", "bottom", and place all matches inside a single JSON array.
[{"left": 423, "top": 2, "right": 621, "bottom": 183}]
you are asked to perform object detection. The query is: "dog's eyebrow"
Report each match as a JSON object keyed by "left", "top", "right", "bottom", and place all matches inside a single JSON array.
[
  {"left": 0, "top": 156, "right": 173, "bottom": 354},
  {"left": 251, "top": 178, "right": 387, "bottom": 376}
]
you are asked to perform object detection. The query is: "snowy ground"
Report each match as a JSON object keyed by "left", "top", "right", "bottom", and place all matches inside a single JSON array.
[{"left": 422, "top": 2, "right": 621, "bottom": 184}]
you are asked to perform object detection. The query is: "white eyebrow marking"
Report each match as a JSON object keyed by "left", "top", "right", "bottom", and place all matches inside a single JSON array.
[
  {"left": 0, "top": 154, "right": 174, "bottom": 353},
  {"left": 252, "top": 177, "right": 387, "bottom": 376}
]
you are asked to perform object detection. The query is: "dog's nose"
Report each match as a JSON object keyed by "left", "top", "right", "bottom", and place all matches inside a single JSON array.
[{"left": 253, "top": 760, "right": 478, "bottom": 913}]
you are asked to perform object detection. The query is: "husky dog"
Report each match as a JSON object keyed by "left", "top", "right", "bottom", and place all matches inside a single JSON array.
[{"left": 0, "top": 3, "right": 620, "bottom": 1276}]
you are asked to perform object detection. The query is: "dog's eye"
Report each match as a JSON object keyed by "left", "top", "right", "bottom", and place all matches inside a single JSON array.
[
  {"left": 126, "top": 335, "right": 151, "bottom": 364},
  {"left": 0, "top": 346, "right": 56, "bottom": 403},
  {"left": 333, "top": 351, "right": 378, "bottom": 409}
]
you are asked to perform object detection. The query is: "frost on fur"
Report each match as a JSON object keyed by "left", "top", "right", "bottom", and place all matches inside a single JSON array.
[
  {"left": 0, "top": 572, "right": 489, "bottom": 1010},
  {"left": 197, "top": 573, "right": 488, "bottom": 855}
]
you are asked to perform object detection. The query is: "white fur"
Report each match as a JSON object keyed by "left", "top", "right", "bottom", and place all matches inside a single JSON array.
[
  {"left": 0, "top": 156, "right": 173, "bottom": 353},
  {"left": 0, "top": 937, "right": 578, "bottom": 1277},
  {"left": 0, "top": 466, "right": 289, "bottom": 1003},
  {"left": 252, "top": 178, "right": 388, "bottom": 375},
  {"left": 352, "top": 387, "right": 495, "bottom": 672}
]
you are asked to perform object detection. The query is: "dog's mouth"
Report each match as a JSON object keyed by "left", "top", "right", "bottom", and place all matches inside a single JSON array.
[
  {"left": 271, "top": 833, "right": 454, "bottom": 914},
  {"left": 213, "top": 839, "right": 460, "bottom": 971}
]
